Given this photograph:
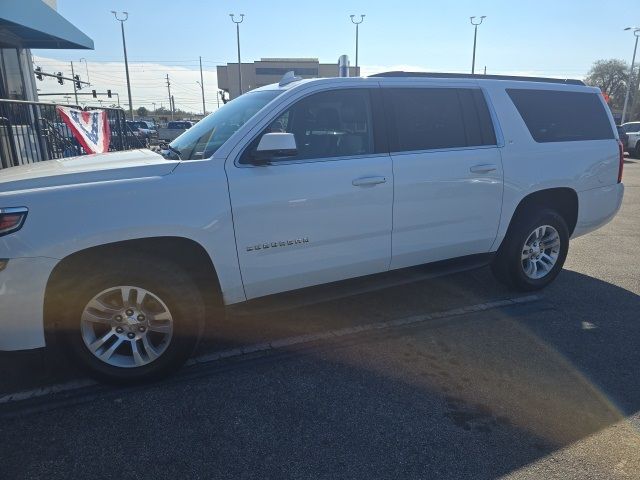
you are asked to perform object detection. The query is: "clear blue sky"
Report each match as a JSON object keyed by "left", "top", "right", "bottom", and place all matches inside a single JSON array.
[
  {"left": 38, "top": 0, "right": 639, "bottom": 76},
  {"left": 31, "top": 0, "right": 639, "bottom": 112}
]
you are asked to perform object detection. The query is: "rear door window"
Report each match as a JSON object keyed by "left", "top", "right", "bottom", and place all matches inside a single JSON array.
[
  {"left": 507, "top": 89, "right": 614, "bottom": 142},
  {"left": 385, "top": 88, "right": 496, "bottom": 152}
]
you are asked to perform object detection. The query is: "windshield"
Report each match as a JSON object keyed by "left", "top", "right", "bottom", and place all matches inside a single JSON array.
[{"left": 167, "top": 90, "right": 282, "bottom": 160}]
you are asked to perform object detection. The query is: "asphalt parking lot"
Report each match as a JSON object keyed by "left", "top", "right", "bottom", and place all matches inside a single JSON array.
[{"left": 1, "top": 157, "right": 639, "bottom": 479}]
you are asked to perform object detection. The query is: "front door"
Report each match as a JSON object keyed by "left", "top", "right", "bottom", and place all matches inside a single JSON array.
[{"left": 226, "top": 88, "right": 393, "bottom": 300}]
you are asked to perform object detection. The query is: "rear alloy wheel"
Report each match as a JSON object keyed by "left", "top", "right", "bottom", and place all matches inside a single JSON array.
[
  {"left": 520, "top": 225, "right": 561, "bottom": 280},
  {"left": 491, "top": 209, "right": 569, "bottom": 291},
  {"left": 61, "top": 254, "right": 204, "bottom": 383}
]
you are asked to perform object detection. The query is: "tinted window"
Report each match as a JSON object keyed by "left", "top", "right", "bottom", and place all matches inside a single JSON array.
[
  {"left": 507, "top": 89, "right": 614, "bottom": 142},
  {"left": 386, "top": 88, "right": 496, "bottom": 152},
  {"left": 242, "top": 89, "right": 374, "bottom": 163},
  {"left": 622, "top": 122, "right": 640, "bottom": 133}
]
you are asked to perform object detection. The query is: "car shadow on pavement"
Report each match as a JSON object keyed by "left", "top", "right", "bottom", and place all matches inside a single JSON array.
[
  {"left": 0, "top": 267, "right": 639, "bottom": 478},
  {"left": 2, "top": 269, "right": 640, "bottom": 479}
]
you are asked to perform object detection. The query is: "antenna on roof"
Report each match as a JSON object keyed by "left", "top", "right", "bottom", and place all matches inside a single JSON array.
[{"left": 279, "top": 71, "right": 302, "bottom": 86}]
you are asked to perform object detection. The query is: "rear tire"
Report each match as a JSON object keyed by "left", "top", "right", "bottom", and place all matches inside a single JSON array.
[
  {"left": 58, "top": 253, "right": 204, "bottom": 384},
  {"left": 633, "top": 142, "right": 640, "bottom": 159},
  {"left": 491, "top": 209, "right": 569, "bottom": 291}
]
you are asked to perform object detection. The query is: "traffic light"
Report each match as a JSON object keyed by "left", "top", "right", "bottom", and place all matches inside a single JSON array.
[
  {"left": 107, "top": 90, "right": 112, "bottom": 98},
  {"left": 74, "top": 75, "right": 81, "bottom": 90},
  {"left": 35, "top": 67, "right": 43, "bottom": 81},
  {"left": 56, "top": 72, "right": 64, "bottom": 85},
  {"left": 92, "top": 90, "right": 97, "bottom": 98}
]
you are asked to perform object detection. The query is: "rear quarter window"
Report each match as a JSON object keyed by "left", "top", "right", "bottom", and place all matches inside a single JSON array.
[{"left": 507, "top": 89, "right": 614, "bottom": 143}]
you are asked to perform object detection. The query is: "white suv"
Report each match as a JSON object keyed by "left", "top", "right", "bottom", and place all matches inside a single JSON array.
[{"left": 0, "top": 73, "right": 624, "bottom": 382}]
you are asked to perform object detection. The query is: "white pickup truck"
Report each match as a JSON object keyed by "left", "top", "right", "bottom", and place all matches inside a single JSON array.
[{"left": 0, "top": 73, "right": 624, "bottom": 382}]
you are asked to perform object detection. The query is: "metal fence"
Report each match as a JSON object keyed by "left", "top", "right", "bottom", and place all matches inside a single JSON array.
[{"left": 0, "top": 99, "right": 144, "bottom": 170}]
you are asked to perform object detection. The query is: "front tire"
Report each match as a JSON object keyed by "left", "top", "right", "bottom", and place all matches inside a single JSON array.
[
  {"left": 59, "top": 254, "right": 204, "bottom": 384},
  {"left": 491, "top": 209, "right": 569, "bottom": 291}
]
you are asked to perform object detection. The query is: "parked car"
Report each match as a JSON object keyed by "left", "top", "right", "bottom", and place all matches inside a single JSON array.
[
  {"left": 621, "top": 122, "right": 640, "bottom": 157},
  {"left": 158, "top": 121, "right": 193, "bottom": 142},
  {"left": 0, "top": 73, "right": 624, "bottom": 383},
  {"left": 126, "top": 121, "right": 156, "bottom": 140},
  {"left": 617, "top": 125, "right": 629, "bottom": 151},
  {"left": 620, "top": 121, "right": 640, "bottom": 134}
]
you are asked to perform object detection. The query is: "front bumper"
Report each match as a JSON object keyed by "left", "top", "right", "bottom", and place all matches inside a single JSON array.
[{"left": 0, "top": 257, "right": 57, "bottom": 350}]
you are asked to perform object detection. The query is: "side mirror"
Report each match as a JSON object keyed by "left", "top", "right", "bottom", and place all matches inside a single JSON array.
[{"left": 250, "top": 133, "right": 297, "bottom": 165}]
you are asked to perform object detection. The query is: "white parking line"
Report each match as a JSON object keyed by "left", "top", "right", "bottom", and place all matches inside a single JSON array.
[{"left": 0, "top": 295, "right": 539, "bottom": 406}]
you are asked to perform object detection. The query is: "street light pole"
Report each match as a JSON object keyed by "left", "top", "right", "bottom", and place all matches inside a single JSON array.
[
  {"left": 622, "top": 27, "right": 640, "bottom": 124},
  {"left": 111, "top": 11, "right": 134, "bottom": 120},
  {"left": 350, "top": 15, "right": 365, "bottom": 76},
  {"left": 470, "top": 16, "right": 486, "bottom": 75},
  {"left": 229, "top": 14, "right": 244, "bottom": 97}
]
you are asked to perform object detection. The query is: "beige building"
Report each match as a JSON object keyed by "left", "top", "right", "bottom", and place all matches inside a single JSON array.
[{"left": 217, "top": 58, "right": 359, "bottom": 99}]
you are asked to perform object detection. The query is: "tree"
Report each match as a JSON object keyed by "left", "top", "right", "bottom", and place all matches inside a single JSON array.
[
  {"left": 584, "top": 59, "right": 637, "bottom": 112},
  {"left": 136, "top": 106, "right": 149, "bottom": 117}
]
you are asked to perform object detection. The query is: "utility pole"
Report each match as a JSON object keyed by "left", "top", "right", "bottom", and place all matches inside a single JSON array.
[
  {"left": 79, "top": 58, "right": 90, "bottom": 86},
  {"left": 229, "top": 14, "right": 244, "bottom": 97},
  {"left": 152, "top": 102, "right": 156, "bottom": 112},
  {"left": 70, "top": 61, "right": 78, "bottom": 105},
  {"left": 622, "top": 27, "right": 640, "bottom": 124},
  {"left": 470, "top": 16, "right": 486, "bottom": 75},
  {"left": 350, "top": 15, "right": 365, "bottom": 75},
  {"left": 112, "top": 11, "right": 134, "bottom": 120},
  {"left": 199, "top": 56, "right": 206, "bottom": 115},
  {"left": 171, "top": 95, "right": 175, "bottom": 117},
  {"left": 166, "top": 74, "right": 174, "bottom": 120}
]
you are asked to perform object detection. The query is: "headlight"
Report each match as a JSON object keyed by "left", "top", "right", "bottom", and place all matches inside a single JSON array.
[{"left": 0, "top": 207, "right": 28, "bottom": 237}]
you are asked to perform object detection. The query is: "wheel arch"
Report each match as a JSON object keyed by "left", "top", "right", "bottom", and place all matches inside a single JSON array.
[
  {"left": 499, "top": 187, "right": 579, "bottom": 250},
  {"left": 44, "top": 236, "right": 223, "bottom": 338}
]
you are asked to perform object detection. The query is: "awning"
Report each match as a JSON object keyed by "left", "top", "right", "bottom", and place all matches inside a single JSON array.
[{"left": 0, "top": 0, "right": 93, "bottom": 49}]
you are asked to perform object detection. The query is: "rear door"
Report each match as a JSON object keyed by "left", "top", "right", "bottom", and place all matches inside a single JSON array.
[
  {"left": 383, "top": 85, "right": 504, "bottom": 269},
  {"left": 226, "top": 87, "right": 393, "bottom": 299}
]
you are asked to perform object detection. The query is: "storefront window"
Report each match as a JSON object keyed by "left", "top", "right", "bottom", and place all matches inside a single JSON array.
[{"left": 0, "top": 49, "right": 26, "bottom": 100}]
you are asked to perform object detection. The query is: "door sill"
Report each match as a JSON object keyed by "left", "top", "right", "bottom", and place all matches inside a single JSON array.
[{"left": 227, "top": 253, "right": 495, "bottom": 315}]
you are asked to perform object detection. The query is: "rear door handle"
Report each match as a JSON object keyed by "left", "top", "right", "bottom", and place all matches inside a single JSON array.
[
  {"left": 352, "top": 176, "right": 387, "bottom": 187},
  {"left": 469, "top": 164, "right": 497, "bottom": 174}
]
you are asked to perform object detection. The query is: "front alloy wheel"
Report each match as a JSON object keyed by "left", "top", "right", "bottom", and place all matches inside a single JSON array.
[
  {"left": 81, "top": 286, "right": 174, "bottom": 369},
  {"left": 60, "top": 253, "right": 205, "bottom": 383}
]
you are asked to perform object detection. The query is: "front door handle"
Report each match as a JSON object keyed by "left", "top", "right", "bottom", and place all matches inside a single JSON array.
[
  {"left": 352, "top": 176, "right": 387, "bottom": 187},
  {"left": 469, "top": 164, "right": 497, "bottom": 174}
]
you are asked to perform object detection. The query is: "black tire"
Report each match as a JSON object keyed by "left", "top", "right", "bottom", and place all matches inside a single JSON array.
[
  {"left": 634, "top": 142, "right": 640, "bottom": 159},
  {"left": 491, "top": 208, "right": 569, "bottom": 291},
  {"left": 58, "top": 253, "right": 205, "bottom": 384}
]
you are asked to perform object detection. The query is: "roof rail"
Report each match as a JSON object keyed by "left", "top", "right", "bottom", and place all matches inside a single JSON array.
[{"left": 369, "top": 71, "right": 585, "bottom": 86}]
